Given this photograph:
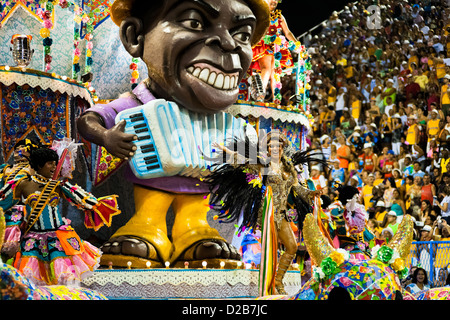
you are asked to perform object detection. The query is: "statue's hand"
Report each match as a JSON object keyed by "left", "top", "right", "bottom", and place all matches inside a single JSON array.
[{"left": 103, "top": 120, "right": 137, "bottom": 160}]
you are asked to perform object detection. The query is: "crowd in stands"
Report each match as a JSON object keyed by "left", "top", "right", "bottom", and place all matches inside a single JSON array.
[
  {"left": 278, "top": 0, "right": 450, "bottom": 290},
  {"left": 294, "top": 0, "right": 450, "bottom": 250}
]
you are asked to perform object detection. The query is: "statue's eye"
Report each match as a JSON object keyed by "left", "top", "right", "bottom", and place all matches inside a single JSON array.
[
  {"left": 178, "top": 9, "right": 205, "bottom": 31},
  {"left": 232, "top": 24, "right": 254, "bottom": 45},
  {"left": 233, "top": 32, "right": 251, "bottom": 44},
  {"left": 181, "top": 19, "right": 204, "bottom": 31}
]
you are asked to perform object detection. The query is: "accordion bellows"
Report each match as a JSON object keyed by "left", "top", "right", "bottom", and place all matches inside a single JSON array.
[{"left": 115, "top": 99, "right": 248, "bottom": 179}]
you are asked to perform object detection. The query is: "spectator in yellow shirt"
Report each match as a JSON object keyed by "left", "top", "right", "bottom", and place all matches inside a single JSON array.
[
  {"left": 435, "top": 56, "right": 447, "bottom": 81},
  {"left": 367, "top": 218, "right": 382, "bottom": 239},
  {"left": 326, "top": 78, "right": 337, "bottom": 107},
  {"left": 427, "top": 109, "right": 440, "bottom": 144},
  {"left": 414, "top": 69, "right": 429, "bottom": 90},
  {"left": 374, "top": 200, "right": 387, "bottom": 225},
  {"left": 441, "top": 74, "right": 450, "bottom": 117},
  {"left": 441, "top": 149, "right": 450, "bottom": 174},
  {"left": 350, "top": 94, "right": 361, "bottom": 122},
  {"left": 409, "top": 53, "right": 419, "bottom": 72},
  {"left": 406, "top": 115, "right": 419, "bottom": 145},
  {"left": 345, "top": 64, "right": 356, "bottom": 80},
  {"left": 374, "top": 170, "right": 385, "bottom": 186},
  {"left": 361, "top": 174, "right": 375, "bottom": 210},
  {"left": 336, "top": 53, "right": 347, "bottom": 68},
  {"left": 381, "top": 79, "right": 397, "bottom": 106}
]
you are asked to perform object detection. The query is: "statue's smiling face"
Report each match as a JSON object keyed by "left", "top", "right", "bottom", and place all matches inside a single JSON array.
[{"left": 141, "top": 0, "right": 256, "bottom": 113}]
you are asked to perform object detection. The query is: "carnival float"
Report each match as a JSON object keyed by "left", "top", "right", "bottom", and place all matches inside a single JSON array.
[{"left": 1, "top": 0, "right": 449, "bottom": 302}]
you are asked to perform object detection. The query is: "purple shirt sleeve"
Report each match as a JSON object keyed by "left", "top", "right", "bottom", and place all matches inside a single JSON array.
[
  {"left": 81, "top": 84, "right": 208, "bottom": 194},
  {"left": 85, "top": 96, "right": 140, "bottom": 129}
]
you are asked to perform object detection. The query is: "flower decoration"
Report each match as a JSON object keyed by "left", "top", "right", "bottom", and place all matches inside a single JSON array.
[
  {"left": 313, "top": 248, "right": 350, "bottom": 281},
  {"left": 371, "top": 245, "right": 409, "bottom": 279},
  {"left": 130, "top": 58, "right": 140, "bottom": 89},
  {"left": 286, "top": 208, "right": 298, "bottom": 221},
  {"left": 313, "top": 246, "right": 408, "bottom": 282},
  {"left": 245, "top": 173, "right": 262, "bottom": 188},
  {"left": 320, "top": 257, "right": 338, "bottom": 277},
  {"left": 72, "top": 27, "right": 81, "bottom": 78},
  {"left": 329, "top": 250, "right": 346, "bottom": 265},
  {"left": 294, "top": 44, "right": 312, "bottom": 114},
  {"left": 32, "top": 0, "right": 98, "bottom": 82},
  {"left": 59, "top": 0, "right": 68, "bottom": 8},
  {"left": 84, "top": 14, "right": 95, "bottom": 75},
  {"left": 38, "top": 1, "right": 55, "bottom": 72},
  {"left": 375, "top": 245, "right": 395, "bottom": 263}
]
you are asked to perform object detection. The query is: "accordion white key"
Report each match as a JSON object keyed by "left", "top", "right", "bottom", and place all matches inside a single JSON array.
[{"left": 115, "top": 99, "right": 248, "bottom": 179}]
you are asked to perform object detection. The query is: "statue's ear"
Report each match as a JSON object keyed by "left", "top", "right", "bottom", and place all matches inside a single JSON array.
[{"left": 119, "top": 16, "right": 144, "bottom": 58}]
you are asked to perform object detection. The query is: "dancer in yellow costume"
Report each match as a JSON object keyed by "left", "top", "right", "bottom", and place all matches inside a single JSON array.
[{"left": 77, "top": 0, "right": 270, "bottom": 268}]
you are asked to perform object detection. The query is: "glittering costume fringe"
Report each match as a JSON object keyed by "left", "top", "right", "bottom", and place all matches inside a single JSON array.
[{"left": 259, "top": 186, "right": 277, "bottom": 296}]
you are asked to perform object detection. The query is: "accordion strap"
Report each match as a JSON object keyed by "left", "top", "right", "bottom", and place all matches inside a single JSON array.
[{"left": 24, "top": 180, "right": 60, "bottom": 234}]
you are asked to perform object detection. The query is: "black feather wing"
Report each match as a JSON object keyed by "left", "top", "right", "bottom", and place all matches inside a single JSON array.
[
  {"left": 205, "top": 135, "right": 266, "bottom": 232},
  {"left": 291, "top": 149, "right": 330, "bottom": 168},
  {"left": 207, "top": 163, "right": 265, "bottom": 232}
]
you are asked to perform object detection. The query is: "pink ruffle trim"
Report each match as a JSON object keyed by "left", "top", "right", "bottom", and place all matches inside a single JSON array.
[
  {"left": 18, "top": 241, "right": 101, "bottom": 286},
  {"left": 4, "top": 225, "right": 21, "bottom": 243}
]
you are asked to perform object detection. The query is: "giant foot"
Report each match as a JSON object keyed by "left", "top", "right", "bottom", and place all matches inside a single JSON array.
[
  {"left": 172, "top": 239, "right": 242, "bottom": 269},
  {"left": 100, "top": 235, "right": 163, "bottom": 268},
  {"left": 100, "top": 236, "right": 242, "bottom": 269}
]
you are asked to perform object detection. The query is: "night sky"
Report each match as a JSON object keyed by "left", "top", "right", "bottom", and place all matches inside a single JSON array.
[{"left": 277, "top": 0, "right": 357, "bottom": 38}]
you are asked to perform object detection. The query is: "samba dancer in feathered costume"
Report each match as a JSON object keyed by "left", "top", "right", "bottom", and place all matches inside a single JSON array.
[{"left": 207, "top": 131, "right": 327, "bottom": 295}]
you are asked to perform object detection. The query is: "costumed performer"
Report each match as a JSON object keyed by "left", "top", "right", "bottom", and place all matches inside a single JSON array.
[
  {"left": 1, "top": 207, "right": 108, "bottom": 300},
  {"left": 250, "top": 0, "right": 298, "bottom": 103},
  {"left": 327, "top": 185, "right": 375, "bottom": 261},
  {"left": 208, "top": 131, "right": 325, "bottom": 295},
  {"left": 76, "top": 0, "right": 271, "bottom": 268},
  {"left": 0, "top": 146, "right": 120, "bottom": 285},
  {"left": 0, "top": 139, "right": 40, "bottom": 261}
]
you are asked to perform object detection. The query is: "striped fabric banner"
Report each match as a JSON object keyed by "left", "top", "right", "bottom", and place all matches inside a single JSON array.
[{"left": 258, "top": 186, "right": 278, "bottom": 296}]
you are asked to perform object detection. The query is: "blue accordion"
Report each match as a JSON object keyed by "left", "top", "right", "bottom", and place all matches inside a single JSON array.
[{"left": 115, "top": 99, "right": 248, "bottom": 179}]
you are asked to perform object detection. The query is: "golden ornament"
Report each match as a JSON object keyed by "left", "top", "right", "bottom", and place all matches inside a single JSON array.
[
  {"left": 302, "top": 213, "right": 335, "bottom": 266},
  {"left": 387, "top": 214, "right": 414, "bottom": 260}
]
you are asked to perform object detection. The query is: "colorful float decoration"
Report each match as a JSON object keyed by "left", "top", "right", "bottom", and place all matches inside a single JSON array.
[{"left": 258, "top": 214, "right": 414, "bottom": 300}]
